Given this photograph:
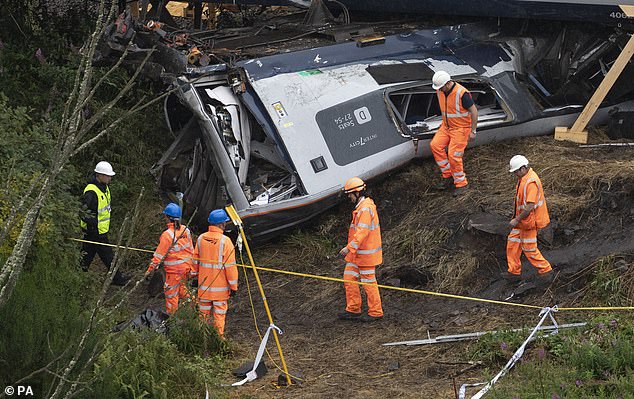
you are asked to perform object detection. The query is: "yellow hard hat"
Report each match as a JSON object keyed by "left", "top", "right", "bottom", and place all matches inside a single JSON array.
[{"left": 343, "top": 177, "right": 366, "bottom": 193}]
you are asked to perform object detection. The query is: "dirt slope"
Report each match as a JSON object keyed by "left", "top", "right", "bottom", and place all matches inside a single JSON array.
[{"left": 215, "top": 133, "right": 634, "bottom": 398}]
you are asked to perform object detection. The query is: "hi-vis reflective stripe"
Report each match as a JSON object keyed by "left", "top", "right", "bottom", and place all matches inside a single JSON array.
[
  {"left": 357, "top": 246, "right": 381, "bottom": 255},
  {"left": 153, "top": 252, "right": 165, "bottom": 260},
  {"left": 522, "top": 238, "right": 537, "bottom": 243},
  {"left": 443, "top": 86, "right": 470, "bottom": 118},
  {"left": 217, "top": 236, "right": 226, "bottom": 270},
  {"left": 97, "top": 204, "right": 111, "bottom": 213},
  {"left": 350, "top": 241, "right": 359, "bottom": 249},
  {"left": 508, "top": 237, "right": 521, "bottom": 242},
  {"left": 344, "top": 270, "right": 360, "bottom": 278},
  {"left": 199, "top": 304, "right": 212, "bottom": 310},
  {"left": 437, "top": 159, "right": 451, "bottom": 172},
  {"left": 453, "top": 151, "right": 464, "bottom": 157},
  {"left": 199, "top": 262, "right": 225, "bottom": 269},
  {"left": 213, "top": 301, "right": 228, "bottom": 314},
  {"left": 356, "top": 221, "right": 380, "bottom": 230},
  {"left": 195, "top": 235, "right": 204, "bottom": 265},
  {"left": 360, "top": 269, "right": 376, "bottom": 283},
  {"left": 166, "top": 228, "right": 192, "bottom": 251},
  {"left": 228, "top": 279, "right": 238, "bottom": 285},
  {"left": 518, "top": 177, "right": 544, "bottom": 210},
  {"left": 165, "top": 283, "right": 179, "bottom": 291},
  {"left": 163, "top": 259, "right": 189, "bottom": 266},
  {"left": 165, "top": 291, "right": 179, "bottom": 298},
  {"left": 510, "top": 229, "right": 520, "bottom": 234},
  {"left": 200, "top": 286, "right": 230, "bottom": 292}
]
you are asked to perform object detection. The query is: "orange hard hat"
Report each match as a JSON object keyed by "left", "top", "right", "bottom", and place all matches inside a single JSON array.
[{"left": 343, "top": 177, "right": 366, "bottom": 193}]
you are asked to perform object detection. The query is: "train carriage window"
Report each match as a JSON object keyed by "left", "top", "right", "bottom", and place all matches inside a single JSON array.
[{"left": 385, "top": 81, "right": 510, "bottom": 139}]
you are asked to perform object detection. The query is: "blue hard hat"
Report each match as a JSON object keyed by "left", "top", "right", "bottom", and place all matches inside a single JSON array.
[
  {"left": 208, "top": 209, "right": 230, "bottom": 224},
  {"left": 163, "top": 203, "right": 182, "bottom": 218}
]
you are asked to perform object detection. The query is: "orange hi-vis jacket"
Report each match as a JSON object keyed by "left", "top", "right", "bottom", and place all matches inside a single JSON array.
[
  {"left": 437, "top": 82, "right": 472, "bottom": 130},
  {"left": 345, "top": 197, "right": 382, "bottom": 267},
  {"left": 147, "top": 223, "right": 194, "bottom": 274},
  {"left": 192, "top": 226, "right": 238, "bottom": 301},
  {"left": 514, "top": 168, "right": 550, "bottom": 230}
]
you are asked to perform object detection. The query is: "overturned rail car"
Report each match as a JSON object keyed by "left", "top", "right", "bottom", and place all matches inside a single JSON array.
[{"left": 152, "top": 22, "right": 634, "bottom": 238}]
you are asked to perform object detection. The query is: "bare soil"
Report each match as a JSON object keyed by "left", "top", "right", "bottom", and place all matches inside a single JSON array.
[{"left": 217, "top": 133, "right": 634, "bottom": 398}]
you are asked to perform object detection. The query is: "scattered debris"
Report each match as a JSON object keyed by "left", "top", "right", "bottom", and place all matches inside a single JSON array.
[
  {"left": 113, "top": 308, "right": 170, "bottom": 334},
  {"left": 383, "top": 322, "right": 586, "bottom": 346}
]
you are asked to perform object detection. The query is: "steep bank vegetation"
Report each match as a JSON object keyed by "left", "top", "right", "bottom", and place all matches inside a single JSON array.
[{"left": 0, "top": 3, "right": 230, "bottom": 397}]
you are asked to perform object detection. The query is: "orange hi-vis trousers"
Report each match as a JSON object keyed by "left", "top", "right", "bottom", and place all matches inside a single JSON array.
[
  {"left": 430, "top": 124, "right": 470, "bottom": 188},
  {"left": 343, "top": 262, "right": 383, "bottom": 317},
  {"left": 199, "top": 299, "right": 228, "bottom": 336},
  {"left": 506, "top": 228, "right": 552, "bottom": 275},
  {"left": 164, "top": 272, "right": 190, "bottom": 314}
]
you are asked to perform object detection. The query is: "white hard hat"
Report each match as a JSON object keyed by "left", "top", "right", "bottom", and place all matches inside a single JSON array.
[
  {"left": 432, "top": 70, "right": 451, "bottom": 90},
  {"left": 94, "top": 161, "right": 115, "bottom": 176},
  {"left": 509, "top": 155, "right": 529, "bottom": 173}
]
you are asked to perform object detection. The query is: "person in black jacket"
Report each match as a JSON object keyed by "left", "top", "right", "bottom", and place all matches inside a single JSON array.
[{"left": 80, "top": 161, "right": 129, "bottom": 286}]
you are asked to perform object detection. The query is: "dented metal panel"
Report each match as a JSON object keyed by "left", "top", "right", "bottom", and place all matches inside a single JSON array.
[{"left": 150, "top": 21, "right": 634, "bottom": 238}]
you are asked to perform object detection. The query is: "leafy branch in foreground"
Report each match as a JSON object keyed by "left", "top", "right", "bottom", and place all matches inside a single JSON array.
[{"left": 0, "top": 0, "right": 157, "bottom": 307}]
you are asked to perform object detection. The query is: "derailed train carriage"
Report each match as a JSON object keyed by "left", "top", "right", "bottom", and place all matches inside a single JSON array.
[{"left": 152, "top": 21, "right": 634, "bottom": 238}]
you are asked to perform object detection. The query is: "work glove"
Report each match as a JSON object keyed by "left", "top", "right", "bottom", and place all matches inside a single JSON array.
[
  {"left": 190, "top": 279, "right": 198, "bottom": 288},
  {"left": 230, "top": 289, "right": 237, "bottom": 298}
]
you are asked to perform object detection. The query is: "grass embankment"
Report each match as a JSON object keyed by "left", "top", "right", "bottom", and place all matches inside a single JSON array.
[{"left": 0, "top": 37, "right": 233, "bottom": 397}]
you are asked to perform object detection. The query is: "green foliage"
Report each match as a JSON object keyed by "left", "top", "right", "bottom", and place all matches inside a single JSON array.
[
  {"left": 470, "top": 315, "right": 634, "bottom": 398},
  {"left": 586, "top": 256, "right": 632, "bottom": 306},
  {"left": 0, "top": 239, "right": 90, "bottom": 390},
  {"left": 468, "top": 328, "right": 527, "bottom": 365},
  {"left": 90, "top": 329, "right": 226, "bottom": 399},
  {"left": 168, "top": 303, "right": 230, "bottom": 356}
]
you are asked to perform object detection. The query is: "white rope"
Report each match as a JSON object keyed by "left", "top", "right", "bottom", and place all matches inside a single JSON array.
[
  {"left": 232, "top": 323, "right": 283, "bottom": 386},
  {"left": 460, "top": 306, "right": 559, "bottom": 399}
]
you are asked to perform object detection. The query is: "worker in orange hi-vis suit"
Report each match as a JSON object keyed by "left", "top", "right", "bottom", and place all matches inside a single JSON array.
[
  {"left": 429, "top": 70, "right": 478, "bottom": 197},
  {"left": 144, "top": 203, "right": 194, "bottom": 314},
  {"left": 503, "top": 155, "right": 553, "bottom": 283},
  {"left": 192, "top": 209, "right": 237, "bottom": 336},
  {"left": 338, "top": 177, "right": 384, "bottom": 322}
]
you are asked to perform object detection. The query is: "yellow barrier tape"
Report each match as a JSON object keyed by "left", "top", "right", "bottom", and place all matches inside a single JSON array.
[{"left": 70, "top": 237, "right": 634, "bottom": 312}]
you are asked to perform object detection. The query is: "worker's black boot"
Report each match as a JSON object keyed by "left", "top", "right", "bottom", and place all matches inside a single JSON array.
[
  {"left": 500, "top": 271, "right": 521, "bottom": 282},
  {"left": 452, "top": 184, "right": 469, "bottom": 197},
  {"left": 435, "top": 177, "right": 453, "bottom": 190},
  {"left": 535, "top": 270, "right": 554, "bottom": 286},
  {"left": 337, "top": 311, "right": 361, "bottom": 321},
  {"left": 360, "top": 314, "right": 383, "bottom": 323}
]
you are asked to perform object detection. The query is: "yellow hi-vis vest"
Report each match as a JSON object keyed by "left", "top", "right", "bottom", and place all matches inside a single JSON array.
[{"left": 80, "top": 184, "right": 111, "bottom": 234}]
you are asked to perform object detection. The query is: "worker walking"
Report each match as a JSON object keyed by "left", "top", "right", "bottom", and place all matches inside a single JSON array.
[
  {"left": 144, "top": 203, "right": 194, "bottom": 314},
  {"left": 503, "top": 155, "right": 553, "bottom": 282},
  {"left": 429, "top": 70, "right": 478, "bottom": 197},
  {"left": 192, "top": 209, "right": 238, "bottom": 336},
  {"left": 80, "top": 161, "right": 129, "bottom": 286},
  {"left": 338, "top": 177, "right": 384, "bottom": 322}
]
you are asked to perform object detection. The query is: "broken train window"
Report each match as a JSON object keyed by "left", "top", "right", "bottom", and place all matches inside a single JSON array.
[
  {"left": 194, "top": 83, "right": 301, "bottom": 206},
  {"left": 385, "top": 81, "right": 509, "bottom": 138}
]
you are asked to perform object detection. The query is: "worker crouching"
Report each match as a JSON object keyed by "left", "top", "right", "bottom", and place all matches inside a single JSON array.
[
  {"left": 145, "top": 203, "right": 194, "bottom": 314},
  {"left": 338, "top": 177, "right": 384, "bottom": 322},
  {"left": 192, "top": 209, "right": 238, "bottom": 336},
  {"left": 504, "top": 155, "right": 553, "bottom": 282}
]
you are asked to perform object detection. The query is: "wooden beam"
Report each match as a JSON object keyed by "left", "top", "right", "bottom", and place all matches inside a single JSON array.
[
  {"left": 619, "top": 5, "right": 634, "bottom": 17},
  {"left": 555, "top": 27, "right": 634, "bottom": 143}
]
